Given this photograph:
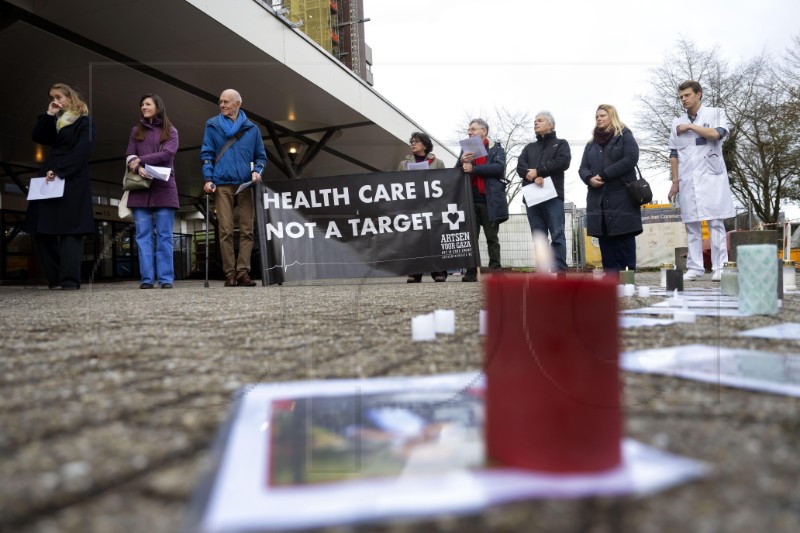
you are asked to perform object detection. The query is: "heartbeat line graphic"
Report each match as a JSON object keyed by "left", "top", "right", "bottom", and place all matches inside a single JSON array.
[{"left": 262, "top": 245, "right": 455, "bottom": 273}]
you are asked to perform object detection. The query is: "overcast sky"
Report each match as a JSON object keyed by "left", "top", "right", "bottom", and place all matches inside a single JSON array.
[{"left": 363, "top": 0, "right": 800, "bottom": 212}]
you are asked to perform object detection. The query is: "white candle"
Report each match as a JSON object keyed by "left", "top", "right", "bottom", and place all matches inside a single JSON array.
[
  {"left": 783, "top": 260, "right": 797, "bottom": 291},
  {"left": 623, "top": 284, "right": 635, "bottom": 296},
  {"left": 412, "top": 313, "right": 436, "bottom": 341},
  {"left": 638, "top": 286, "right": 650, "bottom": 298},
  {"left": 433, "top": 309, "right": 456, "bottom": 334},
  {"left": 668, "top": 288, "right": 683, "bottom": 306}
]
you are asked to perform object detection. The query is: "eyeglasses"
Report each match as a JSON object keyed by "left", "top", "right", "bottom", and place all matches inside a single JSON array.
[{"left": 409, "top": 139, "right": 422, "bottom": 145}]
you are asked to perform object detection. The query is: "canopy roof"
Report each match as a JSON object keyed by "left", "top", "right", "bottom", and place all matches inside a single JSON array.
[{"left": 0, "top": 0, "right": 454, "bottom": 214}]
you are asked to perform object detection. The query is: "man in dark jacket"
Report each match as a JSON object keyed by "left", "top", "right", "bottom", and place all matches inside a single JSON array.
[
  {"left": 516, "top": 111, "right": 572, "bottom": 271},
  {"left": 456, "top": 118, "right": 509, "bottom": 282},
  {"left": 201, "top": 89, "right": 267, "bottom": 287}
]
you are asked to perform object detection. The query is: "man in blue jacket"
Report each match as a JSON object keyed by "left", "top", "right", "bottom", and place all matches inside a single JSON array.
[
  {"left": 201, "top": 89, "right": 267, "bottom": 287},
  {"left": 457, "top": 118, "right": 509, "bottom": 282}
]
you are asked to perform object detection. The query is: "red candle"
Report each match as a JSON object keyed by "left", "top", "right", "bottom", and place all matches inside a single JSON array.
[{"left": 484, "top": 274, "right": 622, "bottom": 473}]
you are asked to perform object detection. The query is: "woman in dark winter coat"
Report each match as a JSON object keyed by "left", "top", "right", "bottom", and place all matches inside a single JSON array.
[
  {"left": 579, "top": 104, "right": 642, "bottom": 272},
  {"left": 125, "top": 94, "right": 179, "bottom": 289},
  {"left": 25, "top": 83, "right": 95, "bottom": 289}
]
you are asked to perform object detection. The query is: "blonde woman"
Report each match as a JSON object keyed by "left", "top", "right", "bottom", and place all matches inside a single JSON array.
[
  {"left": 25, "top": 83, "right": 94, "bottom": 289},
  {"left": 578, "top": 104, "right": 641, "bottom": 272}
]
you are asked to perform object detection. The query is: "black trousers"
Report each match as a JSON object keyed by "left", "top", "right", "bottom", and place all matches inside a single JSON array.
[
  {"left": 598, "top": 233, "right": 637, "bottom": 271},
  {"left": 35, "top": 234, "right": 84, "bottom": 288}
]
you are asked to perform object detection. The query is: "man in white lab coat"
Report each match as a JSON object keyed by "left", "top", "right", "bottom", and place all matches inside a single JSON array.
[{"left": 668, "top": 80, "right": 736, "bottom": 281}]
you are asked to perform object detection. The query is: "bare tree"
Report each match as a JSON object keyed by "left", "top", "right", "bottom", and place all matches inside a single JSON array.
[
  {"left": 450, "top": 107, "right": 533, "bottom": 204},
  {"left": 636, "top": 38, "right": 738, "bottom": 172},
  {"left": 637, "top": 37, "right": 800, "bottom": 224},
  {"left": 725, "top": 54, "right": 800, "bottom": 222}
]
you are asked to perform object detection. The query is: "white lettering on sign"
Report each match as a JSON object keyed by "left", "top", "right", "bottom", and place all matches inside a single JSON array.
[
  {"left": 346, "top": 212, "right": 433, "bottom": 236},
  {"left": 324, "top": 221, "right": 342, "bottom": 238},
  {"left": 423, "top": 180, "right": 443, "bottom": 198},
  {"left": 266, "top": 221, "right": 318, "bottom": 239},
  {"left": 263, "top": 188, "right": 351, "bottom": 209},
  {"left": 358, "top": 182, "right": 417, "bottom": 203}
]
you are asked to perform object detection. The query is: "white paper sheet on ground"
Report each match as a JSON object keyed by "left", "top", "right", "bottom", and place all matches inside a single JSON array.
[
  {"left": 622, "top": 344, "right": 800, "bottom": 397},
  {"left": 648, "top": 287, "right": 717, "bottom": 295},
  {"left": 739, "top": 323, "right": 800, "bottom": 340},
  {"left": 623, "top": 307, "right": 742, "bottom": 317},
  {"left": 192, "top": 373, "right": 708, "bottom": 533},
  {"left": 620, "top": 316, "right": 676, "bottom": 328},
  {"left": 521, "top": 178, "right": 558, "bottom": 207},
  {"left": 459, "top": 136, "right": 488, "bottom": 158},
  {"left": 144, "top": 164, "right": 170, "bottom": 181},
  {"left": 26, "top": 177, "right": 64, "bottom": 200},
  {"left": 406, "top": 161, "right": 429, "bottom": 170},
  {"left": 652, "top": 298, "right": 739, "bottom": 308},
  {"left": 235, "top": 181, "right": 254, "bottom": 195}
]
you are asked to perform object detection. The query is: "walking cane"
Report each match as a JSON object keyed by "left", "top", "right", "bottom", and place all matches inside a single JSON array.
[{"left": 204, "top": 191, "right": 210, "bottom": 288}]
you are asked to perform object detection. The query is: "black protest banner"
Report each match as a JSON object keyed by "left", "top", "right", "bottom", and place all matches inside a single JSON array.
[{"left": 255, "top": 168, "right": 478, "bottom": 282}]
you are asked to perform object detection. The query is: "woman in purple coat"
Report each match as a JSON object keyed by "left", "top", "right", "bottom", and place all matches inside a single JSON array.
[{"left": 125, "top": 94, "right": 179, "bottom": 289}]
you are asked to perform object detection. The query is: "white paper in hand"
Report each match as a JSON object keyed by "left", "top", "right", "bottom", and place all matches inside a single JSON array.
[
  {"left": 235, "top": 181, "right": 254, "bottom": 195},
  {"left": 521, "top": 177, "right": 557, "bottom": 207},
  {"left": 406, "top": 161, "right": 429, "bottom": 170},
  {"left": 144, "top": 164, "right": 171, "bottom": 181},
  {"left": 27, "top": 177, "right": 65, "bottom": 200},
  {"left": 459, "top": 136, "right": 488, "bottom": 158}
]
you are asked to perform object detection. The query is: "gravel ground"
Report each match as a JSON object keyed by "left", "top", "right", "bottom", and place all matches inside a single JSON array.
[{"left": 2, "top": 271, "right": 800, "bottom": 533}]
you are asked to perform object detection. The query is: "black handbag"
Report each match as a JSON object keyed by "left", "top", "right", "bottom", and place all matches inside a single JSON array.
[{"left": 625, "top": 165, "right": 652, "bottom": 206}]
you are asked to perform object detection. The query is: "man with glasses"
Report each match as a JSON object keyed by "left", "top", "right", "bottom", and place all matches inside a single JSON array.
[{"left": 457, "top": 118, "right": 509, "bottom": 282}]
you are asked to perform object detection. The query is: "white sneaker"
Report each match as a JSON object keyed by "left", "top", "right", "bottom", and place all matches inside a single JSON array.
[
  {"left": 711, "top": 270, "right": 722, "bottom": 282},
  {"left": 683, "top": 271, "right": 704, "bottom": 281}
]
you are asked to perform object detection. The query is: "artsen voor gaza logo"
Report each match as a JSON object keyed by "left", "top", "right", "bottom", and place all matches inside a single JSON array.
[{"left": 441, "top": 204, "right": 465, "bottom": 231}]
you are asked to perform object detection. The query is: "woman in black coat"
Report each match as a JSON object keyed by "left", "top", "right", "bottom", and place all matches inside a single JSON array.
[
  {"left": 24, "top": 83, "right": 95, "bottom": 289},
  {"left": 578, "top": 104, "right": 642, "bottom": 272}
]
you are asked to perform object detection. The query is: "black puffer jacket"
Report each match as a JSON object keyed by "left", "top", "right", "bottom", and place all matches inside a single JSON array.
[
  {"left": 578, "top": 128, "right": 642, "bottom": 237},
  {"left": 516, "top": 131, "right": 571, "bottom": 199}
]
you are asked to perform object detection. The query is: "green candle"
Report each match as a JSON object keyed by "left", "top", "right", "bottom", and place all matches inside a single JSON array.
[{"left": 619, "top": 267, "right": 635, "bottom": 285}]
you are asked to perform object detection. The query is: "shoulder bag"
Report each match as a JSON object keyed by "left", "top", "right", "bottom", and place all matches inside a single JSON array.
[
  {"left": 215, "top": 130, "right": 246, "bottom": 164},
  {"left": 625, "top": 165, "right": 653, "bottom": 206}
]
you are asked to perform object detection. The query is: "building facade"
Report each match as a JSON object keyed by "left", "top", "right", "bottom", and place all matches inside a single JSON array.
[{"left": 281, "top": 0, "right": 373, "bottom": 85}]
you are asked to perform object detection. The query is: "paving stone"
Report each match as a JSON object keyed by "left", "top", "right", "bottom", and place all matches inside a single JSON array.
[{"left": 2, "top": 273, "right": 800, "bottom": 532}]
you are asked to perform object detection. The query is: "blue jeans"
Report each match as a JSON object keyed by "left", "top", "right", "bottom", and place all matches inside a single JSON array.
[
  {"left": 133, "top": 208, "right": 175, "bottom": 285},
  {"left": 526, "top": 196, "right": 567, "bottom": 271}
]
